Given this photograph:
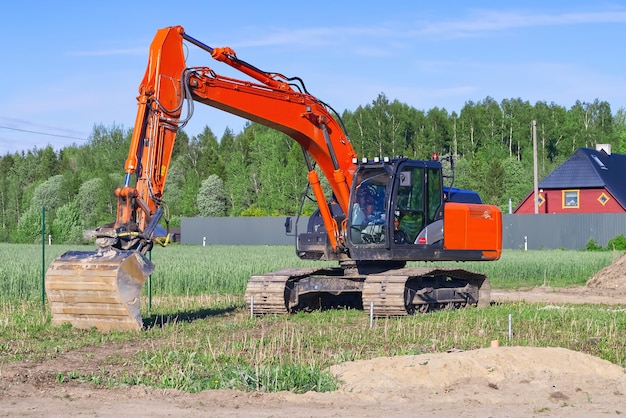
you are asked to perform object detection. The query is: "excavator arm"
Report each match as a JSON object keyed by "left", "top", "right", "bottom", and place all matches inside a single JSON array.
[
  {"left": 112, "top": 25, "right": 356, "bottom": 252},
  {"left": 45, "top": 26, "right": 358, "bottom": 330}
]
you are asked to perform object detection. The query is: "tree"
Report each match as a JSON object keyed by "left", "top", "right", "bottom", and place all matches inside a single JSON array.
[
  {"left": 172, "top": 129, "right": 190, "bottom": 161},
  {"left": 102, "top": 173, "right": 125, "bottom": 223},
  {"left": 343, "top": 93, "right": 393, "bottom": 157},
  {"left": 36, "top": 145, "right": 60, "bottom": 179},
  {"left": 534, "top": 101, "right": 567, "bottom": 168},
  {"left": 197, "top": 174, "right": 227, "bottom": 216},
  {"left": 51, "top": 201, "right": 83, "bottom": 244},
  {"left": 615, "top": 108, "right": 626, "bottom": 153},
  {"left": 369, "top": 93, "right": 394, "bottom": 156},
  {"left": 76, "top": 177, "right": 104, "bottom": 229},
  {"left": 166, "top": 126, "right": 224, "bottom": 217},
  {"left": 482, "top": 160, "right": 506, "bottom": 206},
  {"left": 30, "top": 174, "right": 67, "bottom": 233},
  {"left": 78, "top": 124, "right": 131, "bottom": 179},
  {"left": 14, "top": 206, "right": 42, "bottom": 244},
  {"left": 0, "top": 154, "right": 15, "bottom": 237},
  {"left": 343, "top": 104, "right": 374, "bottom": 157},
  {"left": 453, "top": 156, "right": 484, "bottom": 199},
  {"left": 501, "top": 158, "right": 533, "bottom": 211},
  {"left": 425, "top": 107, "right": 452, "bottom": 156},
  {"left": 248, "top": 125, "right": 293, "bottom": 214},
  {"left": 180, "top": 171, "right": 202, "bottom": 217},
  {"left": 476, "top": 96, "right": 505, "bottom": 156},
  {"left": 185, "top": 126, "right": 224, "bottom": 180},
  {"left": 500, "top": 98, "right": 532, "bottom": 161},
  {"left": 162, "top": 158, "right": 186, "bottom": 222},
  {"left": 221, "top": 128, "right": 255, "bottom": 215}
]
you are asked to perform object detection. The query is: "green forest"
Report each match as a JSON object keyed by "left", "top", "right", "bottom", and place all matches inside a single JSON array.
[{"left": 1, "top": 93, "right": 625, "bottom": 244}]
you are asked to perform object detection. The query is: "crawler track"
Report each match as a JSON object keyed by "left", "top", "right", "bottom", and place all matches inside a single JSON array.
[
  {"left": 245, "top": 267, "right": 490, "bottom": 316},
  {"left": 364, "top": 268, "right": 490, "bottom": 316},
  {"left": 245, "top": 268, "right": 321, "bottom": 315}
]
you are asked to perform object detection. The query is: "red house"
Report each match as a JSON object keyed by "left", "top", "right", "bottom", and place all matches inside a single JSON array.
[{"left": 514, "top": 146, "right": 626, "bottom": 214}]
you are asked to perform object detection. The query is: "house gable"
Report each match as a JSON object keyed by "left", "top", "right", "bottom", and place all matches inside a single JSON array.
[
  {"left": 539, "top": 149, "right": 604, "bottom": 188},
  {"left": 514, "top": 148, "right": 626, "bottom": 213}
]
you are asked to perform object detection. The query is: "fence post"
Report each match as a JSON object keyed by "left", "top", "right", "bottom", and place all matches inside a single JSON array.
[{"left": 41, "top": 207, "right": 45, "bottom": 311}]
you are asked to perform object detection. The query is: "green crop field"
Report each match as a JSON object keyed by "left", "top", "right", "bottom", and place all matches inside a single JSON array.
[
  {"left": 0, "top": 243, "right": 619, "bottom": 301},
  {"left": 0, "top": 243, "right": 624, "bottom": 393}
]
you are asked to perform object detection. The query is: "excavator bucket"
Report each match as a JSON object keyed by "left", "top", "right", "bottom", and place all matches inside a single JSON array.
[{"left": 45, "top": 249, "right": 154, "bottom": 331}]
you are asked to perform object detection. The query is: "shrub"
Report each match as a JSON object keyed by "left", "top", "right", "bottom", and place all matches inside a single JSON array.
[
  {"left": 607, "top": 234, "right": 626, "bottom": 251},
  {"left": 240, "top": 205, "right": 268, "bottom": 216},
  {"left": 586, "top": 238, "right": 604, "bottom": 251}
]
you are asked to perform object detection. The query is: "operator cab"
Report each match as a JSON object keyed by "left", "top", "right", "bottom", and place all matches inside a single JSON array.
[
  {"left": 296, "top": 156, "right": 499, "bottom": 264},
  {"left": 346, "top": 157, "right": 446, "bottom": 259}
]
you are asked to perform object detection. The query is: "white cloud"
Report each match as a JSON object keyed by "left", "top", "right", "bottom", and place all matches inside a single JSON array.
[{"left": 407, "top": 9, "right": 626, "bottom": 38}]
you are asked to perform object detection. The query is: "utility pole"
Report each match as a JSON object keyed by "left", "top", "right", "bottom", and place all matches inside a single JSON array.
[{"left": 532, "top": 120, "right": 539, "bottom": 214}]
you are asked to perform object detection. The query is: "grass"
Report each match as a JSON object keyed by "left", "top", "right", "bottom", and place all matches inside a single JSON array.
[
  {"left": 0, "top": 243, "right": 624, "bottom": 393},
  {"left": 5, "top": 297, "right": 625, "bottom": 392},
  {"left": 0, "top": 243, "right": 619, "bottom": 299}
]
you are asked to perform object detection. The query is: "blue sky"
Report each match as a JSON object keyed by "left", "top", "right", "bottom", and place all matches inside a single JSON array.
[{"left": 1, "top": 1, "right": 625, "bottom": 154}]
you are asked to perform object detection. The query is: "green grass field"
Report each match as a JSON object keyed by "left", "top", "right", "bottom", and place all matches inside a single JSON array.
[
  {"left": 0, "top": 243, "right": 619, "bottom": 300},
  {"left": 0, "top": 243, "right": 624, "bottom": 393}
]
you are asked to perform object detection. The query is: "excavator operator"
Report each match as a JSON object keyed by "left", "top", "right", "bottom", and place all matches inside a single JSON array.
[{"left": 353, "top": 185, "right": 376, "bottom": 225}]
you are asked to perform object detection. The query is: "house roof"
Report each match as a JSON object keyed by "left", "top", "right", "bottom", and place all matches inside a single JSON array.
[{"left": 539, "top": 147, "right": 626, "bottom": 207}]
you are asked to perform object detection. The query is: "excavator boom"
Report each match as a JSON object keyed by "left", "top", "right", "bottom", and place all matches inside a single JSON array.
[{"left": 45, "top": 26, "right": 358, "bottom": 330}]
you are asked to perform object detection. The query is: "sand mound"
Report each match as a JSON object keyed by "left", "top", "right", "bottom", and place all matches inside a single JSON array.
[
  {"left": 331, "top": 347, "right": 624, "bottom": 394},
  {"left": 587, "top": 251, "right": 626, "bottom": 290},
  {"left": 2, "top": 346, "right": 625, "bottom": 417},
  {"left": 329, "top": 346, "right": 626, "bottom": 413}
]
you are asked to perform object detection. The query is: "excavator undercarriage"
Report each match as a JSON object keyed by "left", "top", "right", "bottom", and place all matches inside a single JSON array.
[{"left": 245, "top": 266, "right": 490, "bottom": 316}]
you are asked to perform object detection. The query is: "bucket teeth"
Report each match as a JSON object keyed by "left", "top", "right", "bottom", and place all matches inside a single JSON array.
[{"left": 45, "top": 249, "right": 154, "bottom": 331}]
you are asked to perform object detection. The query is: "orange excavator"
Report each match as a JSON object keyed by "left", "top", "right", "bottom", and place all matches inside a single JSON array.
[{"left": 45, "top": 26, "right": 502, "bottom": 331}]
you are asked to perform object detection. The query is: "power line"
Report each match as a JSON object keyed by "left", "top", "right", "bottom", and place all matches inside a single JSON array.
[{"left": 0, "top": 125, "right": 89, "bottom": 141}]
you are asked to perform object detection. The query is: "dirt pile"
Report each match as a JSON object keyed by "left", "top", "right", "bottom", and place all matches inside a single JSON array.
[
  {"left": 330, "top": 347, "right": 626, "bottom": 413},
  {"left": 1, "top": 346, "right": 624, "bottom": 417},
  {"left": 586, "top": 251, "right": 626, "bottom": 290}
]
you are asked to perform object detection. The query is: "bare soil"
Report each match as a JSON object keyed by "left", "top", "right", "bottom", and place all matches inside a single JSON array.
[{"left": 2, "top": 256, "right": 626, "bottom": 418}]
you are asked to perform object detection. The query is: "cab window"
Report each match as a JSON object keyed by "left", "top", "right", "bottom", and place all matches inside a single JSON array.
[
  {"left": 394, "top": 167, "right": 425, "bottom": 243},
  {"left": 349, "top": 168, "right": 389, "bottom": 244},
  {"left": 426, "top": 167, "right": 443, "bottom": 223}
]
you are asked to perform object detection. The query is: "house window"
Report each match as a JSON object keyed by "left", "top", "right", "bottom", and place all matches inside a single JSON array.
[
  {"left": 562, "top": 190, "right": 579, "bottom": 208},
  {"left": 597, "top": 192, "right": 610, "bottom": 206}
]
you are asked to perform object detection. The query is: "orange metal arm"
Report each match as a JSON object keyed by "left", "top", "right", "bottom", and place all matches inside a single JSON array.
[
  {"left": 117, "top": 25, "right": 357, "bottom": 249},
  {"left": 116, "top": 26, "right": 186, "bottom": 231}
]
